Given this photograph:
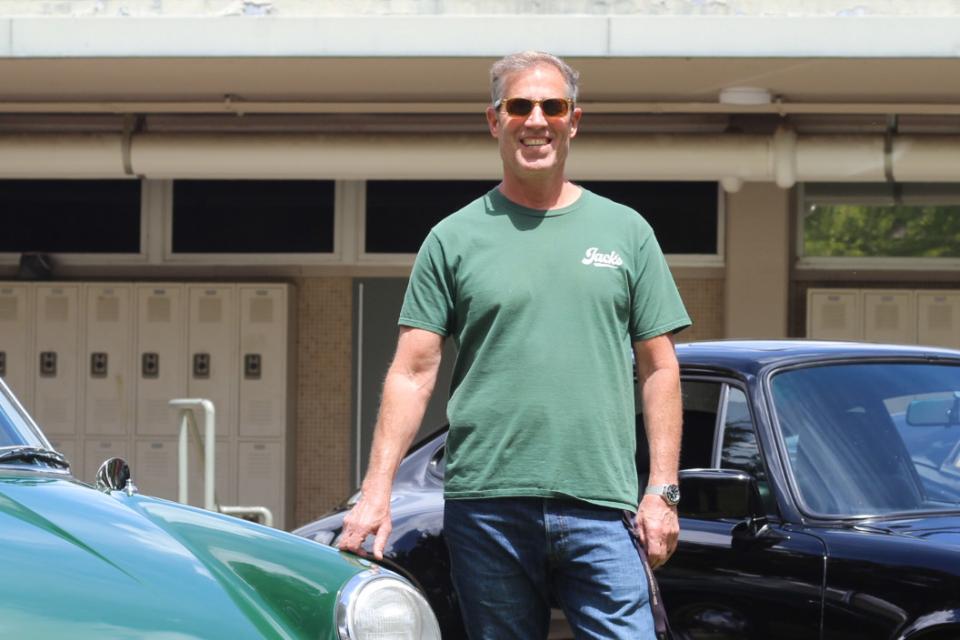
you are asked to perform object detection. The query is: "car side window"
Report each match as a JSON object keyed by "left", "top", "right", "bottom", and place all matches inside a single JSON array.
[
  {"left": 720, "top": 387, "right": 776, "bottom": 514},
  {"left": 679, "top": 380, "right": 722, "bottom": 470}
]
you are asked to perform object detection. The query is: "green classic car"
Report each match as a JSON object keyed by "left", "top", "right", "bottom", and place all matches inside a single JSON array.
[{"left": 0, "top": 379, "right": 440, "bottom": 639}]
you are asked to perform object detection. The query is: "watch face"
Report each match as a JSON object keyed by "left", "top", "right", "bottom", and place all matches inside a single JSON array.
[{"left": 665, "top": 484, "right": 681, "bottom": 505}]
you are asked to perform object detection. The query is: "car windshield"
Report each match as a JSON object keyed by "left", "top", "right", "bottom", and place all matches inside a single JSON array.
[
  {"left": 0, "top": 383, "right": 48, "bottom": 455},
  {"left": 770, "top": 361, "right": 960, "bottom": 518}
]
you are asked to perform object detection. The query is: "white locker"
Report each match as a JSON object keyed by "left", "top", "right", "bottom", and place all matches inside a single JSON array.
[
  {"left": 83, "top": 438, "right": 129, "bottom": 486},
  {"left": 237, "top": 440, "right": 286, "bottom": 529},
  {"left": 82, "top": 284, "right": 133, "bottom": 437},
  {"left": 863, "top": 291, "right": 916, "bottom": 345},
  {"left": 135, "top": 284, "right": 185, "bottom": 436},
  {"left": 134, "top": 438, "right": 179, "bottom": 501},
  {"left": 187, "top": 285, "right": 237, "bottom": 438},
  {"left": 0, "top": 285, "right": 32, "bottom": 409},
  {"left": 34, "top": 285, "right": 80, "bottom": 436},
  {"left": 47, "top": 436, "right": 78, "bottom": 473},
  {"left": 187, "top": 438, "right": 234, "bottom": 508},
  {"left": 807, "top": 289, "right": 862, "bottom": 341},
  {"left": 918, "top": 292, "right": 960, "bottom": 349},
  {"left": 238, "top": 285, "right": 288, "bottom": 438}
]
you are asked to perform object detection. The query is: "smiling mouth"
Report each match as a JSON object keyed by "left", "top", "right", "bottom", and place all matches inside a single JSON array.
[{"left": 522, "top": 138, "right": 550, "bottom": 147}]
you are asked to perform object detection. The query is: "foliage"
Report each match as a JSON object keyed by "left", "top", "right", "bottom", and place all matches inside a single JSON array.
[{"left": 803, "top": 204, "right": 960, "bottom": 258}]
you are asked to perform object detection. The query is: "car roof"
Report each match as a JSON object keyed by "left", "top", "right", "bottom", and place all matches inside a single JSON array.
[{"left": 675, "top": 339, "right": 960, "bottom": 377}]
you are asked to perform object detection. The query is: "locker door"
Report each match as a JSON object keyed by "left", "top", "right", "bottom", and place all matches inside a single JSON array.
[
  {"left": 237, "top": 440, "right": 285, "bottom": 529},
  {"left": 863, "top": 290, "right": 916, "bottom": 345},
  {"left": 83, "top": 438, "right": 129, "bottom": 486},
  {"left": 0, "top": 284, "right": 32, "bottom": 409},
  {"left": 136, "top": 284, "right": 185, "bottom": 437},
  {"left": 187, "top": 285, "right": 237, "bottom": 438},
  {"left": 34, "top": 285, "right": 80, "bottom": 436},
  {"left": 238, "top": 285, "right": 288, "bottom": 438},
  {"left": 918, "top": 292, "right": 960, "bottom": 349},
  {"left": 134, "top": 438, "right": 178, "bottom": 501},
  {"left": 187, "top": 438, "right": 234, "bottom": 508},
  {"left": 83, "top": 284, "right": 133, "bottom": 437},
  {"left": 807, "top": 289, "right": 862, "bottom": 341}
]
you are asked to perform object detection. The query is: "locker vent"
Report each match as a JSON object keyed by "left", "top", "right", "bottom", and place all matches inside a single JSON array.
[
  {"left": 0, "top": 296, "right": 17, "bottom": 321},
  {"left": 250, "top": 298, "right": 274, "bottom": 324},
  {"left": 874, "top": 304, "right": 900, "bottom": 331},
  {"left": 45, "top": 296, "right": 68, "bottom": 322},
  {"left": 198, "top": 298, "right": 221, "bottom": 323},
  {"left": 97, "top": 296, "right": 120, "bottom": 323},
  {"left": 147, "top": 297, "right": 171, "bottom": 323},
  {"left": 821, "top": 302, "right": 847, "bottom": 330},
  {"left": 929, "top": 305, "right": 952, "bottom": 330}
]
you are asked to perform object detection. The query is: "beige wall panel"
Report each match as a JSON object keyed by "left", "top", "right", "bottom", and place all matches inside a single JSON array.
[
  {"left": 83, "top": 438, "right": 129, "bottom": 486},
  {"left": 725, "top": 184, "right": 790, "bottom": 339},
  {"left": 135, "top": 284, "right": 186, "bottom": 436},
  {"left": 863, "top": 290, "right": 916, "bottom": 344},
  {"left": 187, "top": 285, "right": 237, "bottom": 438},
  {"left": 48, "top": 436, "right": 78, "bottom": 474},
  {"left": 187, "top": 438, "right": 234, "bottom": 508},
  {"left": 34, "top": 284, "right": 80, "bottom": 436},
  {"left": 918, "top": 292, "right": 960, "bottom": 349},
  {"left": 82, "top": 284, "right": 133, "bottom": 436},
  {"left": 0, "top": 284, "right": 32, "bottom": 409},
  {"left": 238, "top": 285, "right": 288, "bottom": 438},
  {"left": 293, "top": 277, "right": 352, "bottom": 527}
]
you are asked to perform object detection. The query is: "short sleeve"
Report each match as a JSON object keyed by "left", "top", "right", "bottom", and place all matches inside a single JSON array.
[
  {"left": 629, "top": 225, "right": 692, "bottom": 341},
  {"left": 398, "top": 231, "right": 455, "bottom": 336}
]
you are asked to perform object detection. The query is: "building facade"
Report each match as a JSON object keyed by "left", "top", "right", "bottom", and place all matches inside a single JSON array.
[{"left": 1, "top": 1, "right": 959, "bottom": 527}]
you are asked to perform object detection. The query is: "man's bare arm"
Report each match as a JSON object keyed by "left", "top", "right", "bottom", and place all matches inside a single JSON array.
[
  {"left": 337, "top": 326, "right": 444, "bottom": 559},
  {"left": 632, "top": 333, "right": 682, "bottom": 569}
]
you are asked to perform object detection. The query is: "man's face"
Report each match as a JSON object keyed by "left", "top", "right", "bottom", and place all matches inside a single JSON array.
[{"left": 485, "top": 64, "right": 582, "bottom": 179}]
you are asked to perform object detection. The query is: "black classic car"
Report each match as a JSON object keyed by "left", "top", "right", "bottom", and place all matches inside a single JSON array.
[{"left": 296, "top": 341, "right": 960, "bottom": 640}]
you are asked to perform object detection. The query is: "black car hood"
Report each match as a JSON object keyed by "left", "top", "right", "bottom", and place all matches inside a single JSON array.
[{"left": 855, "top": 514, "right": 960, "bottom": 548}]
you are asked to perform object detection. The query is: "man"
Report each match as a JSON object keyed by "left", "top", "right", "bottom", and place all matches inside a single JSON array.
[{"left": 339, "top": 51, "right": 690, "bottom": 639}]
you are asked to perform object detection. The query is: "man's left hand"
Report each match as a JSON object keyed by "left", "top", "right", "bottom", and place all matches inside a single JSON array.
[{"left": 635, "top": 493, "right": 679, "bottom": 569}]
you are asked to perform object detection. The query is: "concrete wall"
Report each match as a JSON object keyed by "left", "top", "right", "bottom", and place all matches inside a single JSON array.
[
  {"left": 2, "top": 0, "right": 958, "bottom": 16},
  {"left": 724, "top": 184, "right": 791, "bottom": 339}
]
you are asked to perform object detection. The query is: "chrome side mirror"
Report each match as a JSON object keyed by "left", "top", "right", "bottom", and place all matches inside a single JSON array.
[{"left": 96, "top": 457, "right": 137, "bottom": 495}]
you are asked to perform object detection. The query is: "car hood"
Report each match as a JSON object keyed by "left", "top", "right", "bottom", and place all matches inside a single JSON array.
[
  {"left": 855, "top": 514, "right": 960, "bottom": 548},
  {"left": 0, "top": 471, "right": 367, "bottom": 639}
]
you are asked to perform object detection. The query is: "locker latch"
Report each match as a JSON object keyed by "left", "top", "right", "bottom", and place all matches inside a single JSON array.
[
  {"left": 0, "top": 352, "right": 5, "bottom": 377},
  {"left": 91, "top": 352, "right": 109, "bottom": 378},
  {"left": 142, "top": 352, "right": 159, "bottom": 378},
  {"left": 244, "top": 354, "right": 262, "bottom": 379},
  {"left": 39, "top": 351, "right": 57, "bottom": 377},
  {"left": 193, "top": 353, "right": 210, "bottom": 378}
]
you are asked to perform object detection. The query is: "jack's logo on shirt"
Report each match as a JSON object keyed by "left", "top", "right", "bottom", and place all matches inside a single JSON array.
[{"left": 581, "top": 247, "right": 623, "bottom": 269}]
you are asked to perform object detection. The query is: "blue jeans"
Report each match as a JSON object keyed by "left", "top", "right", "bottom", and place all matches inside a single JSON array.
[{"left": 444, "top": 497, "right": 656, "bottom": 640}]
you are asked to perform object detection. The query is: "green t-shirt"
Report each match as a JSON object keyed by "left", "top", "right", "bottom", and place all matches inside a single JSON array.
[{"left": 399, "top": 187, "right": 691, "bottom": 510}]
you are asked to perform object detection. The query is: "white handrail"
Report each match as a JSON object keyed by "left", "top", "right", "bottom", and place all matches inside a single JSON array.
[{"left": 169, "top": 398, "right": 216, "bottom": 512}]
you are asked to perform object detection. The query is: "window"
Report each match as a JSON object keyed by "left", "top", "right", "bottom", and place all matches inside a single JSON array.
[
  {"left": 799, "top": 183, "right": 960, "bottom": 268},
  {"left": 720, "top": 387, "right": 774, "bottom": 513},
  {"left": 364, "top": 180, "right": 497, "bottom": 254},
  {"left": 172, "top": 180, "right": 334, "bottom": 253},
  {"left": 0, "top": 180, "right": 141, "bottom": 253},
  {"left": 362, "top": 180, "right": 720, "bottom": 259}
]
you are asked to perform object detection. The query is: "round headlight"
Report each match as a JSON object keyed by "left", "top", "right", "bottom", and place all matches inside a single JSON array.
[{"left": 336, "top": 569, "right": 441, "bottom": 640}]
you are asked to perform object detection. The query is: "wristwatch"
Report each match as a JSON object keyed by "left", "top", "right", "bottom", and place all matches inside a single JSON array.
[{"left": 645, "top": 483, "right": 681, "bottom": 506}]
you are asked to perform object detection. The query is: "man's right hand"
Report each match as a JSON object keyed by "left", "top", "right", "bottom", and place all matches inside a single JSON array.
[{"left": 337, "top": 490, "right": 393, "bottom": 560}]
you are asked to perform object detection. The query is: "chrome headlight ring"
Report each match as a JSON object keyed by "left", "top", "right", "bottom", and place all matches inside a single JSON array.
[{"left": 335, "top": 568, "right": 441, "bottom": 640}]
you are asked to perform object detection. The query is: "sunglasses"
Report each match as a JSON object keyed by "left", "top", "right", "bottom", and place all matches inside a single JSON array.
[{"left": 494, "top": 97, "right": 574, "bottom": 118}]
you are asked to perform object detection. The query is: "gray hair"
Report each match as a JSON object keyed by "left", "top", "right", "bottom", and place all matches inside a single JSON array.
[{"left": 489, "top": 51, "right": 580, "bottom": 105}]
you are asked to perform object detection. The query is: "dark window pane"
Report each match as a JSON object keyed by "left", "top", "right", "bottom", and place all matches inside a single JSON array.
[
  {"left": 579, "top": 181, "right": 718, "bottom": 254},
  {"left": 679, "top": 380, "right": 721, "bottom": 469},
  {"left": 365, "top": 180, "right": 498, "bottom": 253},
  {"left": 720, "top": 387, "right": 775, "bottom": 513},
  {"left": 173, "top": 180, "right": 334, "bottom": 253},
  {"left": 0, "top": 180, "right": 141, "bottom": 253}
]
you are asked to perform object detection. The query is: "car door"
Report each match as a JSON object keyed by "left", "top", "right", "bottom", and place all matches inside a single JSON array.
[{"left": 655, "top": 378, "right": 826, "bottom": 640}]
